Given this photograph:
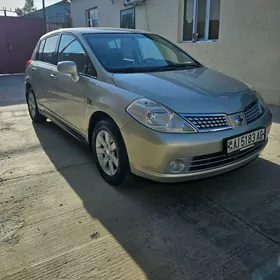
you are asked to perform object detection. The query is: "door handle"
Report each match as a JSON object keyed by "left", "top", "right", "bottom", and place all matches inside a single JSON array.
[
  {"left": 50, "top": 74, "right": 57, "bottom": 80},
  {"left": 85, "top": 98, "right": 92, "bottom": 105},
  {"left": 32, "top": 67, "right": 36, "bottom": 72}
]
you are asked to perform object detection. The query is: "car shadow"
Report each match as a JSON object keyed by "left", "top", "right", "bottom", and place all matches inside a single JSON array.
[
  {"left": 270, "top": 106, "right": 280, "bottom": 124},
  {"left": 33, "top": 120, "right": 280, "bottom": 279}
]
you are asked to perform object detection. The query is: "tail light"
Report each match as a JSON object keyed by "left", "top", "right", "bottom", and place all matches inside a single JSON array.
[{"left": 26, "top": 60, "right": 32, "bottom": 68}]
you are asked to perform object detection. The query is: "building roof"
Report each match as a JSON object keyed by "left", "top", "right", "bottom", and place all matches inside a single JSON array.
[{"left": 27, "top": 1, "right": 70, "bottom": 18}]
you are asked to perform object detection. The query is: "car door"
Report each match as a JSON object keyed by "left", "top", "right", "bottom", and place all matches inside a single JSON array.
[
  {"left": 32, "top": 34, "right": 60, "bottom": 112},
  {"left": 30, "top": 40, "right": 45, "bottom": 99},
  {"left": 50, "top": 34, "right": 96, "bottom": 133}
]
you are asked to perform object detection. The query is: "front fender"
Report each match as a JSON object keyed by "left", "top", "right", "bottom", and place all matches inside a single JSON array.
[{"left": 84, "top": 79, "right": 140, "bottom": 137}]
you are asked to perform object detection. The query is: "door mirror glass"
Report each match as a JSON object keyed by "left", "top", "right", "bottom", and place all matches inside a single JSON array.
[{"left": 57, "top": 61, "right": 79, "bottom": 82}]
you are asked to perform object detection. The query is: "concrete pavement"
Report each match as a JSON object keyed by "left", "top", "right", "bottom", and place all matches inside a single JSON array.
[{"left": 1, "top": 75, "right": 280, "bottom": 280}]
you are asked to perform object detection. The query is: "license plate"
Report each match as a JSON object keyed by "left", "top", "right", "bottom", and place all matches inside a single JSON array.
[{"left": 227, "top": 128, "right": 265, "bottom": 154}]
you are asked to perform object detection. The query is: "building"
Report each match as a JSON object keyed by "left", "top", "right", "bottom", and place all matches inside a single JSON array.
[
  {"left": 27, "top": 0, "right": 71, "bottom": 32},
  {"left": 71, "top": 0, "right": 280, "bottom": 106}
]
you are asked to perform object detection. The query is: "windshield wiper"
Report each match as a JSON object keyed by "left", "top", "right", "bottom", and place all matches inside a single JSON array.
[
  {"left": 108, "top": 66, "right": 178, "bottom": 73},
  {"left": 168, "top": 63, "right": 201, "bottom": 69},
  {"left": 108, "top": 63, "right": 201, "bottom": 73}
]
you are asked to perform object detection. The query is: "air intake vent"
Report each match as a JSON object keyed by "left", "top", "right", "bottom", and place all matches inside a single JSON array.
[
  {"left": 244, "top": 100, "right": 263, "bottom": 124},
  {"left": 190, "top": 143, "right": 263, "bottom": 172}
]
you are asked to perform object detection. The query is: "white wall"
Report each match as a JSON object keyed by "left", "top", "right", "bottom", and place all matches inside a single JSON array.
[
  {"left": 71, "top": 0, "right": 280, "bottom": 105},
  {"left": 71, "top": 0, "right": 123, "bottom": 28}
]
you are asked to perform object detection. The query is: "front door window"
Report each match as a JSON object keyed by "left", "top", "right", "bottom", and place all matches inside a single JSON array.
[{"left": 58, "top": 34, "right": 96, "bottom": 77}]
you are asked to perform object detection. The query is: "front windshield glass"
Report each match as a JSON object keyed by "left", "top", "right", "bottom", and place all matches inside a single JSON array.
[{"left": 83, "top": 33, "right": 201, "bottom": 73}]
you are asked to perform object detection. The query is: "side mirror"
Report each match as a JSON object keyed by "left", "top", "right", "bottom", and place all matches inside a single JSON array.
[{"left": 57, "top": 61, "right": 80, "bottom": 82}]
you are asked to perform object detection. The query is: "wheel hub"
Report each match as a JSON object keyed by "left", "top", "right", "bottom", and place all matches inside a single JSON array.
[
  {"left": 95, "top": 130, "right": 119, "bottom": 176},
  {"left": 28, "top": 93, "right": 36, "bottom": 118}
]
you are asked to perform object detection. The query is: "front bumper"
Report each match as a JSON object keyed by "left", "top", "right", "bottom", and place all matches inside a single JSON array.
[{"left": 120, "top": 109, "right": 272, "bottom": 183}]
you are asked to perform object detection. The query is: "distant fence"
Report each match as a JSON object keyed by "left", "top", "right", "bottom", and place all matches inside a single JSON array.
[
  {"left": 0, "top": 8, "right": 71, "bottom": 74},
  {"left": 45, "top": 12, "right": 72, "bottom": 32}
]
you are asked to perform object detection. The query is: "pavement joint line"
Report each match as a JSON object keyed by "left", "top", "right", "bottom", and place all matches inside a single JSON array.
[
  {"left": 0, "top": 161, "right": 94, "bottom": 184},
  {"left": 196, "top": 190, "right": 280, "bottom": 246}
]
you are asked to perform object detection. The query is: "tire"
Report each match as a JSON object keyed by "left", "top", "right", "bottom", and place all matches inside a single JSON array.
[
  {"left": 26, "top": 87, "right": 46, "bottom": 123},
  {"left": 92, "top": 119, "right": 133, "bottom": 186}
]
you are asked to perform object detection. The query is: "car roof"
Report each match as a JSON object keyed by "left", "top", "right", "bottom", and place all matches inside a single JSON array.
[{"left": 40, "top": 27, "right": 150, "bottom": 39}]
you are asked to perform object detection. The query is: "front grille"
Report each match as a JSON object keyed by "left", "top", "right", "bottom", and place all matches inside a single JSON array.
[
  {"left": 189, "top": 143, "right": 263, "bottom": 172},
  {"left": 244, "top": 100, "right": 262, "bottom": 123},
  {"left": 182, "top": 114, "right": 231, "bottom": 132}
]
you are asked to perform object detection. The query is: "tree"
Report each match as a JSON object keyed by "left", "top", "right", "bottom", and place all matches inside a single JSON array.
[
  {"left": 15, "top": 0, "right": 36, "bottom": 16},
  {"left": 15, "top": 7, "right": 24, "bottom": 16}
]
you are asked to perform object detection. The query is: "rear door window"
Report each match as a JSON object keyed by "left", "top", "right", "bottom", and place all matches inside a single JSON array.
[{"left": 42, "top": 35, "right": 59, "bottom": 65}]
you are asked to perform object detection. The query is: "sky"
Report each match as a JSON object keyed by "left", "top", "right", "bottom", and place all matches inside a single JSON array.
[{"left": 0, "top": 0, "right": 60, "bottom": 11}]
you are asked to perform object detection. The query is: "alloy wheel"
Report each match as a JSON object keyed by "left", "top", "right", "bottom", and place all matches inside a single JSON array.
[
  {"left": 28, "top": 93, "right": 36, "bottom": 118},
  {"left": 95, "top": 130, "right": 119, "bottom": 176}
]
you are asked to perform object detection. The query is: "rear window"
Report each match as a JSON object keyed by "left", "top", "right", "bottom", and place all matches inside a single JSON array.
[{"left": 42, "top": 35, "right": 59, "bottom": 65}]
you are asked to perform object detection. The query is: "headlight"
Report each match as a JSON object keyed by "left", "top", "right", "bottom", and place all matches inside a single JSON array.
[
  {"left": 126, "top": 98, "right": 197, "bottom": 133},
  {"left": 253, "top": 90, "right": 267, "bottom": 110}
]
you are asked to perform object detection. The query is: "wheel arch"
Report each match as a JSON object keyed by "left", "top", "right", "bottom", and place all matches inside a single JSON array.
[
  {"left": 25, "top": 82, "right": 32, "bottom": 97},
  {"left": 88, "top": 110, "right": 133, "bottom": 185},
  {"left": 88, "top": 111, "right": 119, "bottom": 150}
]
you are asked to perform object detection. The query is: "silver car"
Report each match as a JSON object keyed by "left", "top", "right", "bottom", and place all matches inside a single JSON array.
[{"left": 25, "top": 28, "right": 272, "bottom": 186}]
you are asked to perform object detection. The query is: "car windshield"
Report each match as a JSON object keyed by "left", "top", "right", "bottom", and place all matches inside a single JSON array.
[{"left": 83, "top": 33, "right": 201, "bottom": 73}]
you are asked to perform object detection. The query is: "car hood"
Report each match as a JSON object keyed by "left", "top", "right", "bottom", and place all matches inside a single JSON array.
[{"left": 112, "top": 67, "right": 256, "bottom": 114}]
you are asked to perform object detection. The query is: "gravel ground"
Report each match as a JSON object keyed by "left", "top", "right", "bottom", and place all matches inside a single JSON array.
[{"left": 1, "top": 75, "right": 280, "bottom": 280}]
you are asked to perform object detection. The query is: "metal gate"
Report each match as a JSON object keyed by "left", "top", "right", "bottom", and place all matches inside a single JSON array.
[
  {"left": 0, "top": 16, "right": 45, "bottom": 74},
  {"left": 46, "top": 12, "right": 72, "bottom": 32}
]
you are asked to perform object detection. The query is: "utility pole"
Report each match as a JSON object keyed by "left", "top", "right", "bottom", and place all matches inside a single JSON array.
[{"left": 42, "top": 0, "right": 47, "bottom": 33}]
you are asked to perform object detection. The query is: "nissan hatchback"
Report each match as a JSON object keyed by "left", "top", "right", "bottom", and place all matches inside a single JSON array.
[{"left": 25, "top": 28, "right": 272, "bottom": 186}]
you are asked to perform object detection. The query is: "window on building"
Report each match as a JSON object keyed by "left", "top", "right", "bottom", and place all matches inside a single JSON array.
[
  {"left": 120, "top": 8, "right": 135, "bottom": 29},
  {"left": 42, "top": 35, "right": 59, "bottom": 64},
  {"left": 87, "top": 7, "right": 98, "bottom": 27},
  {"left": 183, "top": 0, "right": 220, "bottom": 42},
  {"left": 58, "top": 35, "right": 96, "bottom": 77}
]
